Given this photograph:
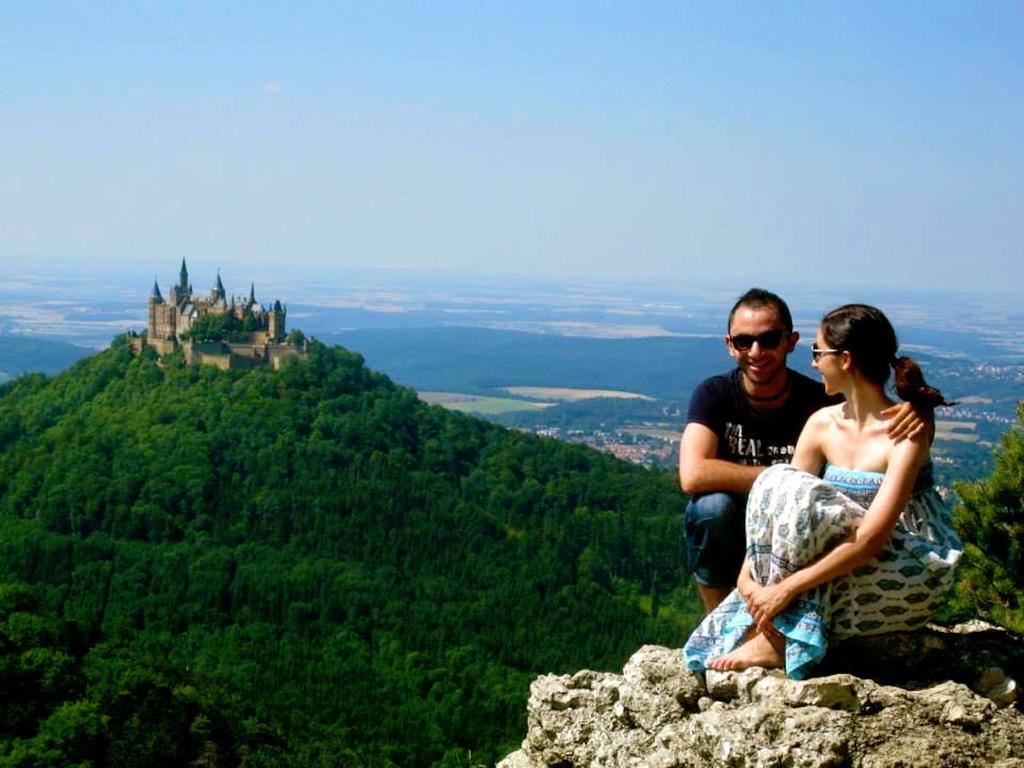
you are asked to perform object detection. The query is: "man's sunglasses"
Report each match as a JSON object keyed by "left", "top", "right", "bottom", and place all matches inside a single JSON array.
[
  {"left": 729, "top": 330, "right": 788, "bottom": 351},
  {"left": 811, "top": 346, "right": 842, "bottom": 361}
]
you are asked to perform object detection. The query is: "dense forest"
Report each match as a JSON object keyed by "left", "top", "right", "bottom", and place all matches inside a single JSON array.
[{"left": 0, "top": 338, "right": 697, "bottom": 766}]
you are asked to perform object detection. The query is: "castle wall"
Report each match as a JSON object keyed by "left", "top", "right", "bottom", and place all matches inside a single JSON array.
[
  {"left": 177, "top": 304, "right": 196, "bottom": 337},
  {"left": 268, "top": 345, "right": 304, "bottom": 370},
  {"left": 198, "top": 352, "right": 233, "bottom": 371},
  {"left": 147, "top": 337, "right": 178, "bottom": 356},
  {"left": 224, "top": 342, "right": 268, "bottom": 361}
]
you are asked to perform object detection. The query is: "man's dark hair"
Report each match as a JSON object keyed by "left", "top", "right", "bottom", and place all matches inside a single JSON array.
[{"left": 727, "top": 288, "right": 794, "bottom": 334}]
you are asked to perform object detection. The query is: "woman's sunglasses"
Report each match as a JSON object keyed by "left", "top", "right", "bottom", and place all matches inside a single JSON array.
[{"left": 811, "top": 346, "right": 842, "bottom": 361}]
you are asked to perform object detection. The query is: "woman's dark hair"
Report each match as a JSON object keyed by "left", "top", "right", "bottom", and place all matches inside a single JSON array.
[{"left": 820, "top": 303, "right": 953, "bottom": 409}]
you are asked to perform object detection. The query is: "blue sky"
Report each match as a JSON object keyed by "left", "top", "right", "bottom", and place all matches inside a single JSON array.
[{"left": 2, "top": 2, "right": 1021, "bottom": 294}]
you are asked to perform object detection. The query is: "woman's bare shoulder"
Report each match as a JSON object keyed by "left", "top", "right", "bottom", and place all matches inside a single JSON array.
[
  {"left": 807, "top": 403, "right": 843, "bottom": 428},
  {"left": 885, "top": 424, "right": 931, "bottom": 468}
]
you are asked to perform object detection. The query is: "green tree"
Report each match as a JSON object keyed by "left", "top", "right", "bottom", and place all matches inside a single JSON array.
[
  {"left": 951, "top": 400, "right": 1024, "bottom": 631},
  {"left": 184, "top": 314, "right": 232, "bottom": 342}
]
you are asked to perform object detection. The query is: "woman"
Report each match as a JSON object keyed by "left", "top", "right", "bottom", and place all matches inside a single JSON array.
[{"left": 683, "top": 304, "right": 961, "bottom": 679}]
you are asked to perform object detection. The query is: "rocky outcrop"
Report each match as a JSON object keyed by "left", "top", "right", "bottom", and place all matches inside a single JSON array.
[{"left": 499, "top": 623, "right": 1024, "bottom": 767}]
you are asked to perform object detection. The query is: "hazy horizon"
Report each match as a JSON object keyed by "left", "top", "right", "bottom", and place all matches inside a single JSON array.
[{"left": 3, "top": 262, "right": 1023, "bottom": 366}]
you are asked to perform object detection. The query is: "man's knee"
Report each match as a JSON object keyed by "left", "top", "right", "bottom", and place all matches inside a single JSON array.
[
  {"left": 684, "top": 493, "right": 746, "bottom": 588},
  {"left": 686, "top": 492, "right": 741, "bottom": 527}
]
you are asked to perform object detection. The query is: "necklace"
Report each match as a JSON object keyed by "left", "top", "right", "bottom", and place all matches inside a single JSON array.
[{"left": 742, "top": 371, "right": 791, "bottom": 402}]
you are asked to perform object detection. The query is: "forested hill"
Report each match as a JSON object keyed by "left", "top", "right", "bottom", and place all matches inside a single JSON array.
[
  {"left": 0, "top": 335, "right": 93, "bottom": 382},
  {"left": 0, "top": 337, "right": 694, "bottom": 766}
]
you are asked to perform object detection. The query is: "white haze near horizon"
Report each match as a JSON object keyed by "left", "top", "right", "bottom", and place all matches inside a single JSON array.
[{"left": 1, "top": 265, "right": 1022, "bottom": 366}]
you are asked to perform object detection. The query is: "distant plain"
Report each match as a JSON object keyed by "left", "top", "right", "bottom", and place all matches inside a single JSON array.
[{"left": 1, "top": 269, "right": 1020, "bottom": 484}]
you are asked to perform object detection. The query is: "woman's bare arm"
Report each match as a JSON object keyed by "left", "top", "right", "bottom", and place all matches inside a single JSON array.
[{"left": 791, "top": 407, "right": 830, "bottom": 475}]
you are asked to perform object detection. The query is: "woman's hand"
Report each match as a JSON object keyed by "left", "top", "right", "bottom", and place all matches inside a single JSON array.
[
  {"left": 736, "top": 557, "right": 757, "bottom": 602},
  {"left": 736, "top": 558, "right": 789, "bottom": 641},
  {"left": 746, "top": 581, "right": 795, "bottom": 634}
]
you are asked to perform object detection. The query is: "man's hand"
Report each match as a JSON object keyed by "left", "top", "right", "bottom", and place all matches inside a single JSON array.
[{"left": 881, "top": 401, "right": 933, "bottom": 444}]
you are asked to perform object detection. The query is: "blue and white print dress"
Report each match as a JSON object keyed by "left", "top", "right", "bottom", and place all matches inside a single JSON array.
[{"left": 683, "top": 463, "right": 962, "bottom": 679}]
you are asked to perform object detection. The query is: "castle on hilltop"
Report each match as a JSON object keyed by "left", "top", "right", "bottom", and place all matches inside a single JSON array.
[{"left": 131, "top": 259, "right": 307, "bottom": 370}]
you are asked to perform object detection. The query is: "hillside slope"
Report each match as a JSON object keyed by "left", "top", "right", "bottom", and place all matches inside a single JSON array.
[
  {"left": 328, "top": 326, "right": 728, "bottom": 399},
  {"left": 0, "top": 337, "right": 694, "bottom": 766},
  {"left": 0, "top": 335, "right": 93, "bottom": 381}
]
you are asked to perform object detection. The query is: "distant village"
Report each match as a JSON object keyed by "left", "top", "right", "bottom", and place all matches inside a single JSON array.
[
  {"left": 535, "top": 425, "right": 679, "bottom": 469},
  {"left": 130, "top": 259, "right": 307, "bottom": 370}
]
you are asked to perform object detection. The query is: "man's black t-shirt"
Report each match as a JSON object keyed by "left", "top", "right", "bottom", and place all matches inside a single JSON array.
[{"left": 686, "top": 368, "right": 836, "bottom": 468}]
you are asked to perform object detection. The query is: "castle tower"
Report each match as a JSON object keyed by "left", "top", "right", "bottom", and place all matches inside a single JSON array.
[
  {"left": 178, "top": 258, "right": 189, "bottom": 297},
  {"left": 268, "top": 299, "right": 286, "bottom": 341},
  {"left": 148, "top": 278, "right": 163, "bottom": 337},
  {"left": 146, "top": 275, "right": 177, "bottom": 347}
]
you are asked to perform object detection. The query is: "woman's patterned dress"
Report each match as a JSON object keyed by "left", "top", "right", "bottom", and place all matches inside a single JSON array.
[{"left": 683, "top": 463, "right": 962, "bottom": 679}]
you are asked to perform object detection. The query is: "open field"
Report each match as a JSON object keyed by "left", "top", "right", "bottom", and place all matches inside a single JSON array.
[
  {"left": 418, "top": 391, "right": 554, "bottom": 415},
  {"left": 503, "top": 386, "right": 654, "bottom": 401},
  {"left": 935, "top": 420, "right": 979, "bottom": 443},
  {"left": 476, "top": 321, "right": 697, "bottom": 338}
]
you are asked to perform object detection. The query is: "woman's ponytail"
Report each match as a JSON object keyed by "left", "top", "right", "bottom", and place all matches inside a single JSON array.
[{"left": 892, "top": 356, "right": 955, "bottom": 409}]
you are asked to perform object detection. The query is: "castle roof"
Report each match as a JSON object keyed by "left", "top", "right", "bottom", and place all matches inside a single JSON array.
[
  {"left": 211, "top": 270, "right": 226, "bottom": 303},
  {"left": 151, "top": 278, "right": 162, "bottom": 300}
]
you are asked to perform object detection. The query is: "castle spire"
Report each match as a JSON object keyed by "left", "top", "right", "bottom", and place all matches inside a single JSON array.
[
  {"left": 179, "top": 257, "right": 189, "bottom": 295},
  {"left": 249, "top": 282, "right": 256, "bottom": 304},
  {"left": 150, "top": 278, "right": 162, "bottom": 301},
  {"left": 212, "top": 269, "right": 226, "bottom": 300}
]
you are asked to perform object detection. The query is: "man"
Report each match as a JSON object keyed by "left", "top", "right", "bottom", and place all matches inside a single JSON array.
[{"left": 679, "top": 288, "right": 923, "bottom": 613}]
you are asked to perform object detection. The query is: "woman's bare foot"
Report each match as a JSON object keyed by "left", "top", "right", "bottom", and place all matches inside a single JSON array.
[{"left": 707, "top": 630, "right": 784, "bottom": 671}]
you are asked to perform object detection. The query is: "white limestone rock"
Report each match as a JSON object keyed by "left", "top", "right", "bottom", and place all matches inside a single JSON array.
[{"left": 498, "top": 625, "right": 1024, "bottom": 768}]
